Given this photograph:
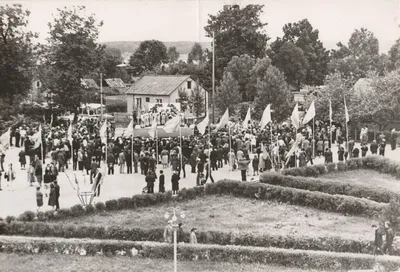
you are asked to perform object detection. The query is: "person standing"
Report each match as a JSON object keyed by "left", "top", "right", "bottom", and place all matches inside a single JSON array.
[
  {"left": 36, "top": 187, "right": 43, "bottom": 212},
  {"left": 390, "top": 128, "right": 397, "bottom": 150},
  {"left": 77, "top": 148, "right": 84, "bottom": 171},
  {"left": 163, "top": 220, "right": 173, "bottom": 243},
  {"left": 145, "top": 170, "right": 155, "bottom": 194},
  {"left": 48, "top": 183, "right": 57, "bottom": 210},
  {"left": 161, "top": 148, "right": 169, "bottom": 168},
  {"left": 177, "top": 223, "right": 185, "bottom": 243},
  {"left": 107, "top": 152, "right": 115, "bottom": 175},
  {"left": 238, "top": 156, "right": 250, "bottom": 182},
  {"left": 171, "top": 170, "right": 180, "bottom": 195},
  {"left": 204, "top": 159, "right": 215, "bottom": 183},
  {"left": 159, "top": 170, "right": 165, "bottom": 193},
  {"left": 338, "top": 146, "right": 345, "bottom": 162},
  {"left": 19, "top": 149, "right": 26, "bottom": 170},
  {"left": 352, "top": 147, "right": 360, "bottom": 158},
  {"left": 54, "top": 180, "right": 60, "bottom": 211},
  {"left": 118, "top": 150, "right": 126, "bottom": 174},
  {"left": 125, "top": 149, "right": 132, "bottom": 174},
  {"left": 93, "top": 167, "right": 103, "bottom": 197},
  {"left": 316, "top": 139, "right": 324, "bottom": 157},
  {"left": 324, "top": 148, "right": 333, "bottom": 164},
  {"left": 189, "top": 228, "right": 198, "bottom": 244},
  {"left": 90, "top": 157, "right": 98, "bottom": 184},
  {"left": 252, "top": 154, "right": 259, "bottom": 176},
  {"left": 383, "top": 221, "right": 394, "bottom": 255},
  {"left": 379, "top": 140, "right": 386, "bottom": 156},
  {"left": 370, "top": 140, "right": 378, "bottom": 155},
  {"left": 361, "top": 143, "right": 368, "bottom": 157},
  {"left": 133, "top": 151, "right": 139, "bottom": 174},
  {"left": 15, "top": 128, "right": 20, "bottom": 148},
  {"left": 228, "top": 149, "right": 236, "bottom": 171},
  {"left": 348, "top": 137, "right": 355, "bottom": 158}
]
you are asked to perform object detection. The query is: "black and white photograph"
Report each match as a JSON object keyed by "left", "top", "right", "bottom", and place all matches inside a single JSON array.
[{"left": 1, "top": 0, "right": 400, "bottom": 271}]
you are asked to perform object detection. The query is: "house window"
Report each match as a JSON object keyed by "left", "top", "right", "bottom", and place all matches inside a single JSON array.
[
  {"left": 145, "top": 97, "right": 150, "bottom": 102},
  {"left": 156, "top": 99, "right": 162, "bottom": 103},
  {"left": 187, "top": 81, "right": 192, "bottom": 89}
]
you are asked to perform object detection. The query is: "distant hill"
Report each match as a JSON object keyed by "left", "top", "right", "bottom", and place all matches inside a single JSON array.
[{"left": 102, "top": 41, "right": 211, "bottom": 61}]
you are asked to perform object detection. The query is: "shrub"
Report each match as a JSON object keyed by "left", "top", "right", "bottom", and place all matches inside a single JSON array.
[
  {"left": 118, "top": 197, "right": 135, "bottom": 209},
  {"left": 326, "top": 163, "right": 336, "bottom": 173},
  {"left": 55, "top": 208, "right": 72, "bottom": 219},
  {"left": 105, "top": 199, "right": 119, "bottom": 211},
  {"left": 5, "top": 216, "right": 15, "bottom": 224},
  {"left": 70, "top": 204, "right": 85, "bottom": 217},
  {"left": 315, "top": 164, "right": 326, "bottom": 175},
  {"left": 85, "top": 204, "right": 96, "bottom": 215},
  {"left": 382, "top": 201, "right": 400, "bottom": 231},
  {"left": 17, "top": 211, "right": 36, "bottom": 222},
  {"left": 337, "top": 161, "right": 347, "bottom": 172},
  {"left": 44, "top": 210, "right": 55, "bottom": 220},
  {"left": 95, "top": 202, "right": 106, "bottom": 212}
]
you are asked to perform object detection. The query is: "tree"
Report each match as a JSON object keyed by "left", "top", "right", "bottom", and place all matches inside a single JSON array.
[
  {"left": 225, "top": 54, "right": 255, "bottom": 101},
  {"left": 178, "top": 89, "right": 189, "bottom": 112},
  {"left": 270, "top": 42, "right": 309, "bottom": 87},
  {"left": 303, "top": 72, "right": 353, "bottom": 125},
  {"left": 45, "top": 6, "right": 104, "bottom": 113},
  {"left": 269, "top": 19, "right": 329, "bottom": 86},
  {"left": 387, "top": 38, "right": 400, "bottom": 71},
  {"left": 190, "top": 83, "right": 205, "bottom": 118},
  {"left": 214, "top": 72, "right": 241, "bottom": 115},
  {"left": 0, "top": 4, "right": 36, "bottom": 114},
  {"left": 167, "top": 46, "right": 180, "bottom": 63},
  {"left": 329, "top": 28, "right": 380, "bottom": 79},
  {"left": 253, "top": 66, "right": 293, "bottom": 122},
  {"left": 187, "top": 42, "right": 204, "bottom": 63},
  {"left": 204, "top": 5, "right": 269, "bottom": 82},
  {"left": 101, "top": 47, "right": 123, "bottom": 78},
  {"left": 129, "top": 40, "right": 167, "bottom": 75}
]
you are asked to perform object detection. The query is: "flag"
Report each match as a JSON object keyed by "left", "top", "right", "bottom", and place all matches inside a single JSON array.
[
  {"left": 32, "top": 125, "right": 42, "bottom": 149},
  {"left": 125, "top": 119, "right": 134, "bottom": 136},
  {"left": 242, "top": 107, "right": 251, "bottom": 129},
  {"left": 214, "top": 108, "right": 229, "bottom": 132},
  {"left": 329, "top": 99, "right": 333, "bottom": 123},
  {"left": 344, "top": 97, "right": 349, "bottom": 123},
  {"left": 197, "top": 113, "right": 209, "bottom": 135},
  {"left": 99, "top": 121, "right": 107, "bottom": 144},
  {"left": 148, "top": 118, "right": 158, "bottom": 138},
  {"left": 259, "top": 104, "right": 271, "bottom": 129},
  {"left": 0, "top": 128, "right": 11, "bottom": 149},
  {"left": 163, "top": 115, "right": 181, "bottom": 133},
  {"left": 302, "top": 101, "right": 315, "bottom": 125},
  {"left": 291, "top": 103, "right": 300, "bottom": 129}
]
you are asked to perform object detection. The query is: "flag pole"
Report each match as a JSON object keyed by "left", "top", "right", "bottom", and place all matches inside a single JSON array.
[
  {"left": 270, "top": 125, "right": 274, "bottom": 169},
  {"left": 179, "top": 116, "right": 183, "bottom": 178},
  {"left": 41, "top": 125, "right": 45, "bottom": 184},
  {"left": 312, "top": 117, "right": 315, "bottom": 158},
  {"left": 155, "top": 124, "right": 159, "bottom": 165},
  {"left": 131, "top": 119, "right": 134, "bottom": 171}
]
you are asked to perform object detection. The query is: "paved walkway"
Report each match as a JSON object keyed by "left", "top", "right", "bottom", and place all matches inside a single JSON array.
[{"left": 0, "top": 142, "right": 399, "bottom": 218}]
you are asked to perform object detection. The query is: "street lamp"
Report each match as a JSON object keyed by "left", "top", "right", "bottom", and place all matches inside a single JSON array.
[{"left": 164, "top": 207, "right": 186, "bottom": 272}]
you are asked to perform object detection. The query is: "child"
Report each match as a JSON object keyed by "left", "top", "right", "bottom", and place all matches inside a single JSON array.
[
  {"left": 252, "top": 155, "right": 259, "bottom": 176},
  {"left": 36, "top": 187, "right": 43, "bottom": 212},
  {"left": 159, "top": 170, "right": 165, "bottom": 193}
]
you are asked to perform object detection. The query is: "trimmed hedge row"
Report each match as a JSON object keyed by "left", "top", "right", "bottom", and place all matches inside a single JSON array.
[
  {"left": 260, "top": 172, "right": 400, "bottom": 203},
  {"left": 0, "top": 221, "right": 374, "bottom": 254},
  {"left": 281, "top": 155, "right": 400, "bottom": 179},
  {"left": 10, "top": 179, "right": 385, "bottom": 224},
  {"left": 205, "top": 180, "right": 385, "bottom": 217},
  {"left": 1, "top": 236, "right": 400, "bottom": 271}
]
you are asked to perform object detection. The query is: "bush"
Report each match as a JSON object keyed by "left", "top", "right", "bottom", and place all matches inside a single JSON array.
[
  {"left": 382, "top": 201, "right": 400, "bottom": 231},
  {"left": 70, "top": 204, "right": 85, "bottom": 217},
  {"left": 94, "top": 202, "right": 106, "bottom": 212},
  {"left": 337, "top": 161, "right": 347, "bottom": 172},
  {"left": 326, "top": 163, "right": 336, "bottom": 173},
  {"left": 5, "top": 216, "right": 15, "bottom": 224},
  {"left": 55, "top": 208, "right": 73, "bottom": 219},
  {"left": 17, "top": 211, "right": 36, "bottom": 222},
  {"left": 260, "top": 173, "right": 399, "bottom": 204},
  {"left": 0, "top": 236, "right": 399, "bottom": 271},
  {"left": 85, "top": 204, "right": 96, "bottom": 215},
  {"left": 105, "top": 199, "right": 120, "bottom": 211}
]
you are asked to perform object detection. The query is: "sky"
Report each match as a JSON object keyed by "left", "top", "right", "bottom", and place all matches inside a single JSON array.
[{"left": 4, "top": 0, "right": 400, "bottom": 53}]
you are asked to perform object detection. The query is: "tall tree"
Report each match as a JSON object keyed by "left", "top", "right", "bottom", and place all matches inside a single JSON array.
[
  {"left": 253, "top": 66, "right": 293, "bottom": 122},
  {"left": 269, "top": 19, "right": 329, "bottom": 86},
  {"left": 387, "top": 38, "right": 400, "bottom": 71},
  {"left": 225, "top": 54, "right": 255, "bottom": 101},
  {"left": 214, "top": 72, "right": 241, "bottom": 115},
  {"left": 0, "top": 4, "right": 36, "bottom": 113},
  {"left": 129, "top": 40, "right": 167, "bottom": 75},
  {"left": 187, "top": 42, "right": 204, "bottom": 63},
  {"left": 45, "top": 6, "right": 104, "bottom": 113},
  {"left": 270, "top": 42, "right": 309, "bottom": 87},
  {"left": 204, "top": 4, "right": 269, "bottom": 83},
  {"left": 101, "top": 47, "right": 123, "bottom": 78},
  {"left": 167, "top": 46, "right": 180, "bottom": 63},
  {"left": 190, "top": 83, "right": 205, "bottom": 118}
]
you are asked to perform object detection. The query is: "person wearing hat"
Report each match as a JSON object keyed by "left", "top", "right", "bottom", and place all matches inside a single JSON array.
[
  {"left": 383, "top": 221, "right": 394, "bottom": 255},
  {"left": 379, "top": 139, "right": 386, "bottom": 157},
  {"left": 189, "top": 228, "right": 198, "bottom": 244},
  {"left": 177, "top": 223, "right": 185, "bottom": 243},
  {"left": 163, "top": 220, "right": 173, "bottom": 243},
  {"left": 171, "top": 170, "right": 180, "bottom": 195}
]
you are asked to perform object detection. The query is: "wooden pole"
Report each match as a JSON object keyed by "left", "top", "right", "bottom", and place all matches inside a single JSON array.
[
  {"left": 312, "top": 118, "right": 315, "bottom": 158},
  {"left": 179, "top": 117, "right": 183, "bottom": 178},
  {"left": 212, "top": 31, "right": 215, "bottom": 123}
]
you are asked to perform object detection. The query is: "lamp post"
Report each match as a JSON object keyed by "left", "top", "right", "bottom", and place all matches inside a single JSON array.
[{"left": 164, "top": 207, "right": 186, "bottom": 272}]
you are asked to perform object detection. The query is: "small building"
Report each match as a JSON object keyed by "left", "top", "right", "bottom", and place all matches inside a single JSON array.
[
  {"left": 102, "top": 78, "right": 128, "bottom": 95},
  {"left": 125, "top": 75, "right": 208, "bottom": 115}
]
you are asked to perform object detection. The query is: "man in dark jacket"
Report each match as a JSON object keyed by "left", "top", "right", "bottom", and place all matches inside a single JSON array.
[
  {"left": 210, "top": 148, "right": 218, "bottom": 171},
  {"left": 145, "top": 171, "right": 155, "bottom": 193},
  {"left": 373, "top": 224, "right": 384, "bottom": 255},
  {"left": 54, "top": 180, "right": 60, "bottom": 210},
  {"left": 107, "top": 153, "right": 115, "bottom": 175},
  {"left": 383, "top": 221, "right": 395, "bottom": 255},
  {"left": 370, "top": 140, "right": 378, "bottom": 154}
]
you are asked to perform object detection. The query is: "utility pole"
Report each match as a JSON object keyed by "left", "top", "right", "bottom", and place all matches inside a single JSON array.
[
  {"left": 212, "top": 31, "right": 215, "bottom": 124},
  {"left": 100, "top": 73, "right": 103, "bottom": 122}
]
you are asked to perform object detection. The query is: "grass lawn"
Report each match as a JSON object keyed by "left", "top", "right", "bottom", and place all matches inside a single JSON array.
[
  {"left": 321, "top": 169, "right": 400, "bottom": 193},
  {"left": 0, "top": 253, "right": 329, "bottom": 272},
  {"left": 59, "top": 195, "right": 375, "bottom": 240}
]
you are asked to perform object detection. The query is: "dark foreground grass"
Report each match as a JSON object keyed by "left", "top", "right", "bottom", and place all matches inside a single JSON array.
[{"left": 0, "top": 253, "right": 328, "bottom": 272}]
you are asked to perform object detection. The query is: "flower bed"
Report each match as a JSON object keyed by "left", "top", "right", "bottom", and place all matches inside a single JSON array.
[
  {"left": 1, "top": 236, "right": 400, "bottom": 271},
  {"left": 260, "top": 172, "right": 400, "bottom": 203}
]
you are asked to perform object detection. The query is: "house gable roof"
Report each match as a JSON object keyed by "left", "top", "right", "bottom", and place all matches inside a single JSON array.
[
  {"left": 104, "top": 78, "right": 126, "bottom": 88},
  {"left": 82, "top": 78, "right": 99, "bottom": 89},
  {"left": 125, "top": 75, "right": 191, "bottom": 96}
]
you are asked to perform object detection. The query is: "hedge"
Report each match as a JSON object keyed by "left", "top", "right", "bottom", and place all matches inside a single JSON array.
[
  {"left": 0, "top": 221, "right": 374, "bottom": 254},
  {"left": 282, "top": 155, "right": 400, "bottom": 179},
  {"left": 260, "top": 172, "right": 400, "bottom": 203},
  {"left": 205, "top": 180, "right": 385, "bottom": 217},
  {"left": 1, "top": 236, "right": 400, "bottom": 271},
  {"left": 12, "top": 179, "right": 384, "bottom": 224}
]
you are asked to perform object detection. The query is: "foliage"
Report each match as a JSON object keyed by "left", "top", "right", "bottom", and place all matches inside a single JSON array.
[
  {"left": 388, "top": 38, "right": 400, "bottom": 71},
  {"left": 0, "top": 4, "right": 36, "bottom": 115},
  {"left": 178, "top": 89, "right": 189, "bottom": 112},
  {"left": 269, "top": 42, "right": 309, "bottom": 87},
  {"left": 101, "top": 47, "right": 123, "bottom": 78},
  {"left": 269, "top": 19, "right": 329, "bottom": 86},
  {"left": 44, "top": 6, "right": 104, "bottom": 113},
  {"left": 303, "top": 72, "right": 353, "bottom": 124},
  {"left": 129, "top": 40, "right": 168, "bottom": 75},
  {"left": 167, "top": 46, "right": 180, "bottom": 63},
  {"left": 214, "top": 72, "right": 241, "bottom": 116},
  {"left": 253, "top": 66, "right": 293, "bottom": 122},
  {"left": 190, "top": 83, "right": 205, "bottom": 118},
  {"left": 261, "top": 172, "right": 400, "bottom": 203},
  {"left": 329, "top": 28, "right": 381, "bottom": 79},
  {"left": 204, "top": 5, "right": 269, "bottom": 82},
  {"left": 187, "top": 42, "right": 204, "bottom": 63},
  {"left": 225, "top": 54, "right": 256, "bottom": 101}
]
